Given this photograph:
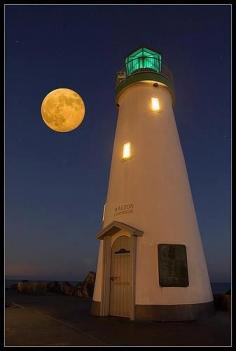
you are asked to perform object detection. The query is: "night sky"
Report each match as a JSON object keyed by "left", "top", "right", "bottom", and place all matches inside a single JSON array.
[{"left": 5, "top": 5, "right": 231, "bottom": 282}]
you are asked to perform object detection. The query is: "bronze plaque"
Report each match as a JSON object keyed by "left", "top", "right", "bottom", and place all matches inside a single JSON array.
[{"left": 158, "top": 244, "right": 189, "bottom": 287}]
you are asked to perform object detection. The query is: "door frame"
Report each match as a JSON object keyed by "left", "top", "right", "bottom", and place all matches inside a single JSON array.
[{"left": 96, "top": 221, "right": 143, "bottom": 320}]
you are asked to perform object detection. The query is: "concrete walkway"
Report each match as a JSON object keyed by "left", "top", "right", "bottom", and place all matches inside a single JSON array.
[
  {"left": 5, "top": 304, "right": 105, "bottom": 346},
  {"left": 5, "top": 289, "right": 231, "bottom": 346}
]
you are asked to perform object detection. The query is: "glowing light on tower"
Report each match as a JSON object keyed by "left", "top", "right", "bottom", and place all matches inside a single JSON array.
[
  {"left": 151, "top": 97, "right": 160, "bottom": 111},
  {"left": 122, "top": 142, "right": 131, "bottom": 159}
]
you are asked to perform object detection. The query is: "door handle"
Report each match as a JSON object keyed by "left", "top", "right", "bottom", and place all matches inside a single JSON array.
[{"left": 110, "top": 276, "right": 119, "bottom": 281}]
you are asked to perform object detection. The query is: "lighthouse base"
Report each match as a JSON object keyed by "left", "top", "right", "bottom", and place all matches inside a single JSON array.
[
  {"left": 91, "top": 301, "right": 214, "bottom": 321},
  {"left": 90, "top": 300, "right": 101, "bottom": 316},
  {"left": 135, "top": 301, "right": 214, "bottom": 321}
]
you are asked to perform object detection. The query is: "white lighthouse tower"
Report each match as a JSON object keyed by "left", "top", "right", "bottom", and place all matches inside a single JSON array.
[{"left": 91, "top": 47, "right": 214, "bottom": 321}]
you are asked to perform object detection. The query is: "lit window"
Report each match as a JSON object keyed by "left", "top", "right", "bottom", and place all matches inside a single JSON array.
[
  {"left": 151, "top": 97, "right": 160, "bottom": 111},
  {"left": 122, "top": 142, "right": 131, "bottom": 160}
]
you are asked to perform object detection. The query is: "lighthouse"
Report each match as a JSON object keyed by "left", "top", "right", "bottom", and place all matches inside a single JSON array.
[{"left": 91, "top": 47, "right": 214, "bottom": 321}]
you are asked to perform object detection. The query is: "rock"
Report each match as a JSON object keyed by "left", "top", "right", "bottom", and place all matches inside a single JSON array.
[
  {"left": 61, "top": 282, "right": 74, "bottom": 296},
  {"left": 75, "top": 281, "right": 82, "bottom": 288},
  {"left": 78, "top": 272, "right": 96, "bottom": 298},
  {"left": 10, "top": 283, "right": 18, "bottom": 289},
  {"left": 17, "top": 282, "right": 24, "bottom": 293},
  {"left": 47, "top": 281, "right": 62, "bottom": 294},
  {"left": 214, "top": 293, "right": 231, "bottom": 312},
  {"left": 73, "top": 282, "right": 81, "bottom": 296},
  {"left": 75, "top": 285, "right": 83, "bottom": 297},
  {"left": 17, "top": 281, "right": 47, "bottom": 295}
]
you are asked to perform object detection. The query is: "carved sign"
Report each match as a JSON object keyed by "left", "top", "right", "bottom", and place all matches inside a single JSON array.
[
  {"left": 114, "top": 203, "right": 134, "bottom": 217},
  {"left": 158, "top": 244, "right": 189, "bottom": 287}
]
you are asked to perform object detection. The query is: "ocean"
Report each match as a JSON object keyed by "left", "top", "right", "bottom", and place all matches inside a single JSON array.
[
  {"left": 211, "top": 282, "right": 231, "bottom": 294},
  {"left": 5, "top": 280, "right": 81, "bottom": 289},
  {"left": 5, "top": 280, "right": 231, "bottom": 294}
]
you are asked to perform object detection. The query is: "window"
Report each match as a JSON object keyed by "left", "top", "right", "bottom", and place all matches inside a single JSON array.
[
  {"left": 158, "top": 244, "right": 189, "bottom": 287},
  {"left": 122, "top": 142, "right": 131, "bottom": 160},
  {"left": 151, "top": 97, "right": 160, "bottom": 111}
]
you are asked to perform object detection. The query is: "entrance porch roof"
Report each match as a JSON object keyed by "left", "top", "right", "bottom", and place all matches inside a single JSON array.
[{"left": 96, "top": 221, "right": 143, "bottom": 240}]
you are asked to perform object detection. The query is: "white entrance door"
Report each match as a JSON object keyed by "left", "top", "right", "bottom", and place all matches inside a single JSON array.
[{"left": 109, "top": 235, "right": 131, "bottom": 317}]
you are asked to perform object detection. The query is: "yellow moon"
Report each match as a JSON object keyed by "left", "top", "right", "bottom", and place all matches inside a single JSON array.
[{"left": 41, "top": 88, "right": 85, "bottom": 132}]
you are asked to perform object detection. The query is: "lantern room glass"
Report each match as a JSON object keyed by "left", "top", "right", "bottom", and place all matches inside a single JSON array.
[{"left": 125, "top": 48, "right": 162, "bottom": 76}]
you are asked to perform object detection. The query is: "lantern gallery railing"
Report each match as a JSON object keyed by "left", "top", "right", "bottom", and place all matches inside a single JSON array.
[{"left": 116, "top": 62, "right": 174, "bottom": 88}]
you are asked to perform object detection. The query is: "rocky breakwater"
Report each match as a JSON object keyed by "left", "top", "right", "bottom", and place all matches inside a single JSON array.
[
  {"left": 75, "top": 271, "right": 96, "bottom": 298},
  {"left": 59, "top": 272, "right": 96, "bottom": 297},
  {"left": 15, "top": 271, "right": 96, "bottom": 298},
  {"left": 16, "top": 281, "right": 47, "bottom": 295}
]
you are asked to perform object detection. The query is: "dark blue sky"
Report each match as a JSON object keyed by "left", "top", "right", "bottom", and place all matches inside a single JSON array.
[{"left": 5, "top": 5, "right": 231, "bottom": 282}]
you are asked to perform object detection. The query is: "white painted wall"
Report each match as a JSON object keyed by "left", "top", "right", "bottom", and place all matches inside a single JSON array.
[
  {"left": 93, "top": 80, "right": 213, "bottom": 305},
  {"left": 93, "top": 240, "right": 103, "bottom": 301}
]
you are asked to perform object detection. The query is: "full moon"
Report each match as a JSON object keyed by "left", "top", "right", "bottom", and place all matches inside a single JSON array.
[{"left": 41, "top": 88, "right": 85, "bottom": 132}]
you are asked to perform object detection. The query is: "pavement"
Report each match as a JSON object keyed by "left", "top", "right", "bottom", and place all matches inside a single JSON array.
[{"left": 5, "top": 289, "right": 231, "bottom": 347}]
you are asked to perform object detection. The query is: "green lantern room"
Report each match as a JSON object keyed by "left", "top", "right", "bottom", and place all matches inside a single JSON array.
[
  {"left": 115, "top": 47, "right": 175, "bottom": 104},
  {"left": 125, "top": 47, "right": 162, "bottom": 76}
]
